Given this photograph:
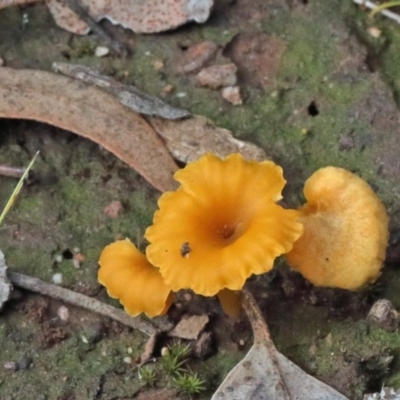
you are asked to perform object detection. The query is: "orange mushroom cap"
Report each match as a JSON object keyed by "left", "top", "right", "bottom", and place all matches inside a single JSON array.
[
  {"left": 145, "top": 153, "right": 303, "bottom": 296},
  {"left": 286, "top": 167, "right": 389, "bottom": 290},
  {"left": 98, "top": 239, "right": 173, "bottom": 317}
]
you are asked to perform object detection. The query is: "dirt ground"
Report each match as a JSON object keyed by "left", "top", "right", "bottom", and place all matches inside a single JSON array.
[{"left": 2, "top": 1, "right": 400, "bottom": 399}]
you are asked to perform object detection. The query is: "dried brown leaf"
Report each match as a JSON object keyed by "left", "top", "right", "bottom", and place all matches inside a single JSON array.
[
  {"left": 45, "top": 0, "right": 214, "bottom": 34},
  {"left": 0, "top": 67, "right": 178, "bottom": 193},
  {"left": 147, "top": 115, "right": 268, "bottom": 163},
  {"left": 211, "top": 290, "right": 349, "bottom": 400}
]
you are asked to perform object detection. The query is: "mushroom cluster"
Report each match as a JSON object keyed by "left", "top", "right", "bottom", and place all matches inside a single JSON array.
[
  {"left": 98, "top": 153, "right": 303, "bottom": 317},
  {"left": 98, "top": 156, "right": 389, "bottom": 318}
]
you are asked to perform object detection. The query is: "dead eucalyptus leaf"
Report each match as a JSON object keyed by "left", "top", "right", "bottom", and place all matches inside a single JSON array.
[
  {"left": 147, "top": 115, "right": 268, "bottom": 163},
  {"left": 0, "top": 67, "right": 178, "bottom": 193},
  {"left": 53, "top": 62, "right": 189, "bottom": 119},
  {"left": 0, "top": 250, "right": 12, "bottom": 311},
  {"left": 211, "top": 290, "right": 349, "bottom": 400},
  {"left": 44, "top": 0, "right": 214, "bottom": 35}
]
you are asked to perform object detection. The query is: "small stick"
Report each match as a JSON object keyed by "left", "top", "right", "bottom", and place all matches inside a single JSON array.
[
  {"left": 8, "top": 271, "right": 162, "bottom": 336},
  {"left": 353, "top": 0, "right": 400, "bottom": 24},
  {"left": 0, "top": 165, "right": 26, "bottom": 179},
  {"left": 60, "top": 0, "right": 128, "bottom": 56},
  {"left": 0, "top": 0, "right": 40, "bottom": 10}
]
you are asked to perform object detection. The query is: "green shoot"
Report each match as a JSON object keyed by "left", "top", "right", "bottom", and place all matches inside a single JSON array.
[
  {"left": 161, "top": 341, "right": 191, "bottom": 376},
  {"left": 172, "top": 372, "right": 206, "bottom": 395},
  {"left": 0, "top": 151, "right": 39, "bottom": 226},
  {"left": 370, "top": 1, "right": 400, "bottom": 18},
  {"left": 138, "top": 365, "right": 157, "bottom": 387}
]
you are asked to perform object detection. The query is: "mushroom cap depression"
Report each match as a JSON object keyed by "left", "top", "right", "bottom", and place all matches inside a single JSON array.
[
  {"left": 145, "top": 153, "right": 303, "bottom": 296},
  {"left": 98, "top": 239, "right": 173, "bottom": 317},
  {"left": 286, "top": 167, "right": 389, "bottom": 290}
]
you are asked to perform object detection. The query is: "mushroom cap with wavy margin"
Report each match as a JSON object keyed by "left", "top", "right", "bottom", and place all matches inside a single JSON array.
[
  {"left": 98, "top": 239, "right": 173, "bottom": 317},
  {"left": 286, "top": 167, "right": 389, "bottom": 290},
  {"left": 145, "top": 153, "right": 303, "bottom": 296}
]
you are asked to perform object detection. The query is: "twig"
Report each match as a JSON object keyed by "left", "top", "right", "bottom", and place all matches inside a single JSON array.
[
  {"left": 0, "top": 165, "right": 26, "bottom": 178},
  {"left": 60, "top": 0, "right": 128, "bottom": 56},
  {"left": 53, "top": 62, "right": 189, "bottom": 120},
  {"left": 0, "top": 0, "right": 40, "bottom": 9},
  {"left": 8, "top": 271, "right": 168, "bottom": 336},
  {"left": 353, "top": 0, "right": 400, "bottom": 24}
]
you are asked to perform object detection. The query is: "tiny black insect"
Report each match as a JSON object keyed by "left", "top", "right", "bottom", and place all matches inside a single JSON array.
[{"left": 180, "top": 242, "right": 191, "bottom": 258}]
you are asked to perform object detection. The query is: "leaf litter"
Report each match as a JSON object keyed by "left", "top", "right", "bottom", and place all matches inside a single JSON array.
[
  {"left": 0, "top": 0, "right": 214, "bottom": 34},
  {"left": 0, "top": 66, "right": 267, "bottom": 191},
  {"left": 212, "top": 290, "right": 349, "bottom": 400}
]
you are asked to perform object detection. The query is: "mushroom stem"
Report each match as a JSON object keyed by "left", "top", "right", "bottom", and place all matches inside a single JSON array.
[{"left": 217, "top": 288, "right": 242, "bottom": 318}]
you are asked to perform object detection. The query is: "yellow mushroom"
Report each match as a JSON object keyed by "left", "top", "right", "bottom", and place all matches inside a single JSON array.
[
  {"left": 145, "top": 153, "right": 303, "bottom": 297},
  {"left": 286, "top": 167, "right": 389, "bottom": 290},
  {"left": 98, "top": 239, "right": 173, "bottom": 317}
]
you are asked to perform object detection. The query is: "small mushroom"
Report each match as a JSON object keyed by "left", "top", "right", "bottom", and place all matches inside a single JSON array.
[
  {"left": 98, "top": 239, "right": 173, "bottom": 317},
  {"left": 286, "top": 167, "right": 389, "bottom": 290}
]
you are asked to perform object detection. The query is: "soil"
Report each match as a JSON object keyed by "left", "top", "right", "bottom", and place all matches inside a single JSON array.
[{"left": 2, "top": 1, "right": 400, "bottom": 399}]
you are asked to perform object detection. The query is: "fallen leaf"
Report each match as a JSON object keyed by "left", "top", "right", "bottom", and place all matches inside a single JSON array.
[
  {"left": 53, "top": 62, "right": 266, "bottom": 163},
  {"left": 0, "top": 250, "right": 12, "bottom": 311},
  {"left": 0, "top": 67, "right": 178, "bottom": 193},
  {"left": 211, "top": 290, "right": 349, "bottom": 400},
  {"left": 148, "top": 115, "right": 267, "bottom": 163},
  {"left": 45, "top": 0, "right": 214, "bottom": 35},
  {"left": 168, "top": 314, "right": 209, "bottom": 340}
]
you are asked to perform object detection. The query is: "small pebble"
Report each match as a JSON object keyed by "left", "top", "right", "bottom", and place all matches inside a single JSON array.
[
  {"left": 4, "top": 361, "right": 18, "bottom": 371},
  {"left": 127, "top": 347, "right": 133, "bottom": 354},
  {"left": 162, "top": 84, "right": 175, "bottom": 96},
  {"left": 183, "top": 292, "right": 192, "bottom": 302},
  {"left": 57, "top": 306, "right": 69, "bottom": 321},
  {"left": 221, "top": 86, "right": 242, "bottom": 105},
  {"left": 161, "top": 347, "right": 169, "bottom": 357},
  {"left": 176, "top": 92, "right": 187, "bottom": 98},
  {"left": 53, "top": 254, "right": 63, "bottom": 263},
  {"left": 52, "top": 273, "right": 63, "bottom": 285},
  {"left": 74, "top": 253, "right": 85, "bottom": 263},
  {"left": 95, "top": 46, "right": 110, "bottom": 57},
  {"left": 103, "top": 200, "right": 123, "bottom": 219},
  {"left": 72, "top": 259, "right": 80, "bottom": 269},
  {"left": 367, "top": 299, "right": 399, "bottom": 331},
  {"left": 153, "top": 59, "right": 164, "bottom": 70},
  {"left": 195, "top": 63, "right": 237, "bottom": 90},
  {"left": 123, "top": 357, "right": 132, "bottom": 364},
  {"left": 174, "top": 41, "right": 219, "bottom": 74},
  {"left": 367, "top": 27, "right": 381, "bottom": 38},
  {"left": 18, "top": 357, "right": 32, "bottom": 370}
]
